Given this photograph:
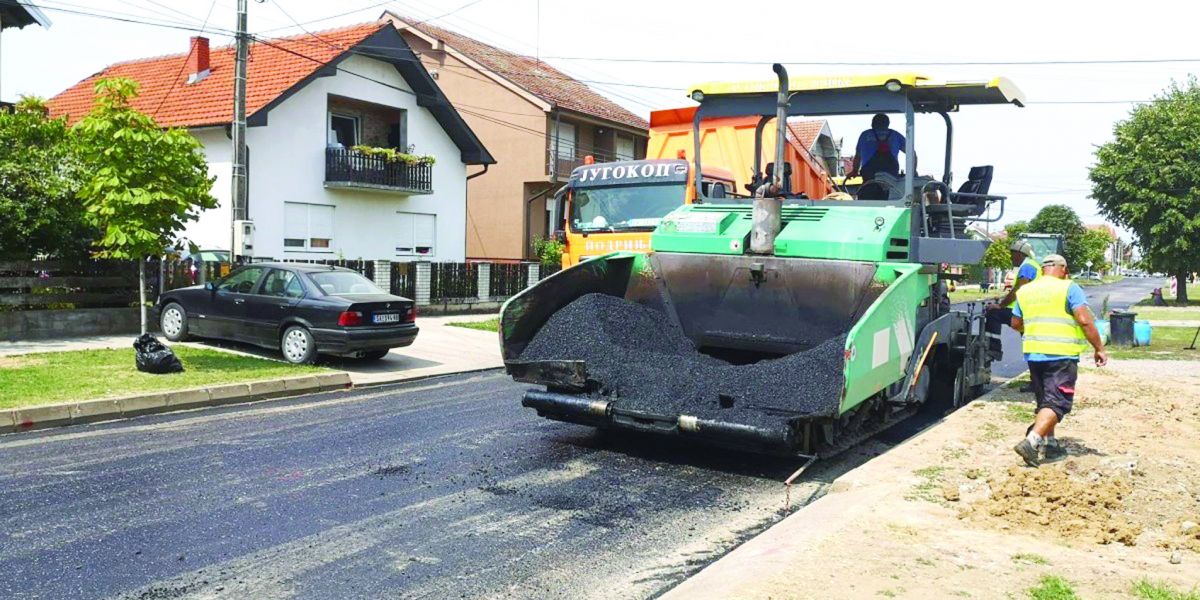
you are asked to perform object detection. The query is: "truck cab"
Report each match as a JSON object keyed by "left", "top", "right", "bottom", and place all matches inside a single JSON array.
[{"left": 553, "top": 158, "right": 736, "bottom": 267}]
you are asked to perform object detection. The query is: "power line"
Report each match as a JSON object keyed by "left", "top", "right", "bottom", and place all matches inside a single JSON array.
[
  {"left": 255, "top": 0, "right": 401, "bottom": 33},
  {"left": 152, "top": 0, "right": 220, "bottom": 118},
  {"left": 536, "top": 55, "right": 1200, "bottom": 67},
  {"left": 24, "top": 0, "right": 237, "bottom": 36}
]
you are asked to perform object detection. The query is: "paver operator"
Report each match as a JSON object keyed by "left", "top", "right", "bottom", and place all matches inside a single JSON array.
[
  {"left": 984, "top": 240, "right": 1041, "bottom": 357},
  {"left": 1009, "top": 254, "right": 1108, "bottom": 466},
  {"left": 847, "top": 114, "right": 912, "bottom": 180}
]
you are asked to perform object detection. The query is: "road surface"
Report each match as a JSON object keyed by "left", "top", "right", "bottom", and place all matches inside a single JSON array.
[{"left": 0, "top": 278, "right": 1153, "bottom": 599}]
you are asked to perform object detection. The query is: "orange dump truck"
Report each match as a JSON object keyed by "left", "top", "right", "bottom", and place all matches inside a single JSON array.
[{"left": 552, "top": 107, "right": 835, "bottom": 268}]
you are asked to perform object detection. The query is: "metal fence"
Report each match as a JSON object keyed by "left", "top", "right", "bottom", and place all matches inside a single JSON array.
[
  {"left": 429, "top": 262, "right": 478, "bottom": 300},
  {"left": 489, "top": 263, "right": 529, "bottom": 297},
  {"left": 277, "top": 258, "right": 375, "bottom": 282},
  {"left": 0, "top": 259, "right": 139, "bottom": 310},
  {"left": 325, "top": 147, "right": 434, "bottom": 193},
  {"left": 390, "top": 262, "right": 416, "bottom": 298}
]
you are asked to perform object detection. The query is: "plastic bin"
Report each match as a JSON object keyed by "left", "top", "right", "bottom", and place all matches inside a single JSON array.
[
  {"left": 1134, "top": 320, "right": 1152, "bottom": 347},
  {"left": 1109, "top": 311, "right": 1136, "bottom": 346},
  {"left": 1095, "top": 319, "right": 1110, "bottom": 345}
]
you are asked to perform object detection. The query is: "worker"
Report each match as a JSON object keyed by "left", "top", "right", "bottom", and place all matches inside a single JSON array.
[
  {"left": 847, "top": 114, "right": 911, "bottom": 180},
  {"left": 1009, "top": 254, "right": 1108, "bottom": 466},
  {"left": 984, "top": 240, "right": 1041, "bottom": 357}
]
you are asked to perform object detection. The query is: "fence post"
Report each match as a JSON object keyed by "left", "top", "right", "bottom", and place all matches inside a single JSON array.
[
  {"left": 414, "top": 261, "right": 432, "bottom": 305},
  {"left": 373, "top": 260, "right": 390, "bottom": 290},
  {"left": 477, "top": 263, "right": 491, "bottom": 300},
  {"left": 526, "top": 262, "right": 541, "bottom": 288}
]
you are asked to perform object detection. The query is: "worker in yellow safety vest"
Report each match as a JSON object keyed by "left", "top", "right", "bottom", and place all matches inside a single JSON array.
[
  {"left": 1009, "top": 254, "right": 1108, "bottom": 466},
  {"left": 984, "top": 239, "right": 1041, "bottom": 358}
]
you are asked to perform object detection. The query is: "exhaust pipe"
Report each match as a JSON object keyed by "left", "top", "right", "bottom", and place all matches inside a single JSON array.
[{"left": 750, "top": 63, "right": 789, "bottom": 255}]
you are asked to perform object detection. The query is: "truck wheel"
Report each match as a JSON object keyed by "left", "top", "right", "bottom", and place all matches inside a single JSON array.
[{"left": 930, "top": 363, "right": 965, "bottom": 409}]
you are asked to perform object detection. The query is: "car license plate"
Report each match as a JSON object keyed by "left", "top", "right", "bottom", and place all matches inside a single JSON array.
[{"left": 373, "top": 313, "right": 400, "bottom": 324}]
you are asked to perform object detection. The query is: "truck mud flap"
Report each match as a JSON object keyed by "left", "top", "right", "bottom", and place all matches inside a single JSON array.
[{"left": 522, "top": 390, "right": 800, "bottom": 455}]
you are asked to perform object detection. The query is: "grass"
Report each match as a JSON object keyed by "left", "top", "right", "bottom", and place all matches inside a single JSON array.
[
  {"left": 949, "top": 289, "right": 1001, "bottom": 304},
  {"left": 0, "top": 347, "right": 325, "bottom": 409},
  {"left": 1028, "top": 575, "right": 1079, "bottom": 600},
  {"left": 1136, "top": 283, "right": 1200, "bottom": 307},
  {"left": 1012, "top": 553, "right": 1050, "bottom": 566},
  {"left": 1125, "top": 307, "right": 1200, "bottom": 322},
  {"left": 1002, "top": 402, "right": 1036, "bottom": 423},
  {"left": 1133, "top": 579, "right": 1200, "bottom": 600},
  {"left": 1107, "top": 326, "right": 1200, "bottom": 361},
  {"left": 906, "top": 465, "right": 947, "bottom": 502},
  {"left": 446, "top": 318, "right": 500, "bottom": 333},
  {"left": 979, "top": 422, "right": 1007, "bottom": 442}
]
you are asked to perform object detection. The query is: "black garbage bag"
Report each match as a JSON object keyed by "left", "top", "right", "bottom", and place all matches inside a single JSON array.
[{"left": 133, "top": 333, "right": 184, "bottom": 374}]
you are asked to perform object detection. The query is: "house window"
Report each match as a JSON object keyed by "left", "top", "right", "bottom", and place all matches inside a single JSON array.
[
  {"left": 284, "top": 202, "right": 334, "bottom": 251},
  {"left": 555, "top": 121, "right": 576, "bottom": 160},
  {"left": 329, "top": 113, "right": 359, "bottom": 147},
  {"left": 615, "top": 133, "right": 635, "bottom": 161},
  {"left": 395, "top": 212, "right": 436, "bottom": 257}
]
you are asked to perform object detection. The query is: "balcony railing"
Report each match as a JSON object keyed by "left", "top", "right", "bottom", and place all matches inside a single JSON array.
[
  {"left": 325, "top": 147, "right": 433, "bottom": 194},
  {"left": 548, "top": 147, "right": 629, "bottom": 180}
]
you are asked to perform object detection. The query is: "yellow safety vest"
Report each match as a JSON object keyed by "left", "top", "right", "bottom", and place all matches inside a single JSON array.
[
  {"left": 1005, "top": 256, "right": 1041, "bottom": 307},
  {"left": 1017, "top": 277, "right": 1088, "bottom": 357}
]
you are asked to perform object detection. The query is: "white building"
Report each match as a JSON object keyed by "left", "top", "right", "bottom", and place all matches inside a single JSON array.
[{"left": 49, "top": 23, "right": 494, "bottom": 263}]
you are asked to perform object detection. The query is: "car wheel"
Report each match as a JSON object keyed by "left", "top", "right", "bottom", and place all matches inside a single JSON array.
[
  {"left": 357, "top": 350, "right": 389, "bottom": 361},
  {"left": 281, "top": 326, "right": 317, "bottom": 364},
  {"left": 160, "top": 303, "right": 189, "bottom": 341}
]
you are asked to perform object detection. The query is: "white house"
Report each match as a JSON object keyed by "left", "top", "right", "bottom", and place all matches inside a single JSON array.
[{"left": 49, "top": 23, "right": 494, "bottom": 263}]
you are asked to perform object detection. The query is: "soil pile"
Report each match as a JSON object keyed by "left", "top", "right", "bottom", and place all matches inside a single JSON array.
[
  {"left": 969, "top": 465, "right": 1142, "bottom": 546},
  {"left": 519, "top": 293, "right": 846, "bottom": 424}
]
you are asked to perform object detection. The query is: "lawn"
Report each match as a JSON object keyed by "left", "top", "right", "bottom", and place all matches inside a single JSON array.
[
  {"left": 1136, "top": 283, "right": 1200, "bottom": 307},
  {"left": 948, "top": 289, "right": 1000, "bottom": 304},
  {"left": 0, "top": 346, "right": 326, "bottom": 409},
  {"left": 1106, "top": 326, "right": 1200, "bottom": 361},
  {"left": 1125, "top": 307, "right": 1200, "bottom": 322},
  {"left": 446, "top": 317, "right": 500, "bottom": 333}
]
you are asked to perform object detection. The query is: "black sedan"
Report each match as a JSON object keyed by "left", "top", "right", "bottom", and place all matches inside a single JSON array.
[{"left": 155, "top": 263, "right": 418, "bottom": 364}]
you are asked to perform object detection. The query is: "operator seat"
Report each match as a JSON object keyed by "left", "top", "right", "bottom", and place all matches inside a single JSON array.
[{"left": 927, "top": 165, "right": 995, "bottom": 237}]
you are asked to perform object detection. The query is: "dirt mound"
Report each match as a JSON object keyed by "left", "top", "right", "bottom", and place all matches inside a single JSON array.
[
  {"left": 1162, "top": 519, "right": 1200, "bottom": 552},
  {"left": 969, "top": 465, "right": 1142, "bottom": 546}
]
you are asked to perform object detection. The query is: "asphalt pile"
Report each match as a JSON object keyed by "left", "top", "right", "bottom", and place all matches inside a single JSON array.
[{"left": 519, "top": 293, "right": 846, "bottom": 425}]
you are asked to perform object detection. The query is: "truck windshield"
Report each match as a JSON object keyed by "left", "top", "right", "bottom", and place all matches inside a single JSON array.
[{"left": 570, "top": 183, "right": 687, "bottom": 232}]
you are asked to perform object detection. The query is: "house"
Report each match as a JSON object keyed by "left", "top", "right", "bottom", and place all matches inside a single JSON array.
[
  {"left": 382, "top": 13, "right": 650, "bottom": 261},
  {"left": 786, "top": 119, "right": 841, "bottom": 176},
  {"left": 48, "top": 23, "right": 493, "bottom": 262},
  {"left": 1, "top": 0, "right": 51, "bottom": 105}
]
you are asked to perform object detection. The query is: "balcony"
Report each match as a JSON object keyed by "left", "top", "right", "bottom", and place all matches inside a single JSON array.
[
  {"left": 548, "top": 147, "right": 622, "bottom": 181},
  {"left": 324, "top": 147, "right": 433, "bottom": 194}
]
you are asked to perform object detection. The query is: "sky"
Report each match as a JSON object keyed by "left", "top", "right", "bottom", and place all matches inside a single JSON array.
[{"left": 5, "top": 0, "right": 1200, "bottom": 239}]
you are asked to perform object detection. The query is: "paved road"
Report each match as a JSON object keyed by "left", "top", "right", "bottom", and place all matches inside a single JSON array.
[{"left": 0, "top": 372, "right": 888, "bottom": 600}]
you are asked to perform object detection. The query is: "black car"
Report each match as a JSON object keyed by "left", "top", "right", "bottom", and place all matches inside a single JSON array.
[{"left": 155, "top": 263, "right": 418, "bottom": 364}]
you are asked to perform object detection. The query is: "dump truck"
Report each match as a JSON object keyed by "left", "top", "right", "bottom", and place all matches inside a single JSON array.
[
  {"left": 554, "top": 109, "right": 838, "bottom": 268},
  {"left": 503, "top": 67, "right": 1023, "bottom": 456}
]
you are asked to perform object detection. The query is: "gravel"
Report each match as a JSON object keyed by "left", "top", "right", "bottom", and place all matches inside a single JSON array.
[{"left": 519, "top": 293, "right": 847, "bottom": 428}]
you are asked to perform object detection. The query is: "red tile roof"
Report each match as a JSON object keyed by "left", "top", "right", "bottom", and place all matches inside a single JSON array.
[
  {"left": 785, "top": 119, "right": 828, "bottom": 151},
  {"left": 388, "top": 15, "right": 648, "bottom": 131},
  {"left": 48, "top": 23, "right": 387, "bottom": 128}
]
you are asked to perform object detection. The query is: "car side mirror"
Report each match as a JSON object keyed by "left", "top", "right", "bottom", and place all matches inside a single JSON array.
[
  {"left": 553, "top": 229, "right": 566, "bottom": 244},
  {"left": 205, "top": 281, "right": 216, "bottom": 291}
]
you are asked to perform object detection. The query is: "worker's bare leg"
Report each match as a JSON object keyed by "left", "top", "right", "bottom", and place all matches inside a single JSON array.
[{"left": 1031, "top": 407, "right": 1059, "bottom": 438}]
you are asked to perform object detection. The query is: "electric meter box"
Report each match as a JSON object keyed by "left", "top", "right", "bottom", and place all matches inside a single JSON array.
[{"left": 233, "top": 220, "right": 255, "bottom": 258}]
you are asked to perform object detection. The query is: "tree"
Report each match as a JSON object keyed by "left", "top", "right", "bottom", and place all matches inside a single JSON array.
[
  {"left": 1091, "top": 78, "right": 1200, "bottom": 304},
  {"left": 980, "top": 221, "right": 1029, "bottom": 272},
  {"left": 0, "top": 97, "right": 95, "bottom": 260},
  {"left": 1077, "top": 227, "right": 1114, "bottom": 274},
  {"left": 73, "top": 78, "right": 216, "bottom": 333},
  {"left": 1028, "top": 204, "right": 1088, "bottom": 267}
]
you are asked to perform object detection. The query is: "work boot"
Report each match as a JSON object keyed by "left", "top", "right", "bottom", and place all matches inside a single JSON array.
[
  {"left": 1013, "top": 439, "right": 1040, "bottom": 467},
  {"left": 1042, "top": 444, "right": 1068, "bottom": 463}
]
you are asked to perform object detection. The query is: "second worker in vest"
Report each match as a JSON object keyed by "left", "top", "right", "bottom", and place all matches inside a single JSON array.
[
  {"left": 1009, "top": 254, "right": 1108, "bottom": 467},
  {"left": 983, "top": 240, "right": 1041, "bottom": 359}
]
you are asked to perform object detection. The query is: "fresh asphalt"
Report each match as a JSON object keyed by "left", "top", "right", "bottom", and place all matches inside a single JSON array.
[{"left": 0, "top": 278, "right": 1157, "bottom": 600}]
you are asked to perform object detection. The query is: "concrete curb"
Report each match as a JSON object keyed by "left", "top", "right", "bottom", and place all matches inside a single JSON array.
[{"left": 0, "top": 372, "right": 352, "bottom": 435}]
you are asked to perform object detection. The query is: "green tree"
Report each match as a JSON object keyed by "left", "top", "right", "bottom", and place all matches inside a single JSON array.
[
  {"left": 1091, "top": 78, "right": 1200, "bottom": 304},
  {"left": 980, "top": 221, "right": 1028, "bottom": 271},
  {"left": 73, "top": 78, "right": 216, "bottom": 332},
  {"left": 0, "top": 97, "right": 95, "bottom": 260},
  {"left": 1028, "top": 204, "right": 1088, "bottom": 267},
  {"left": 1077, "top": 227, "right": 1114, "bottom": 274}
]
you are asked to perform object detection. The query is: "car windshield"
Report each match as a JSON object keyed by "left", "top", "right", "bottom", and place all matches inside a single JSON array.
[
  {"left": 195, "top": 251, "right": 229, "bottom": 262},
  {"left": 307, "top": 271, "right": 384, "bottom": 296},
  {"left": 569, "top": 183, "right": 686, "bottom": 232}
]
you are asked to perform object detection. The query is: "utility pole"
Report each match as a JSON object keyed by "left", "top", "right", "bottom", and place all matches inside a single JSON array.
[{"left": 230, "top": 0, "right": 249, "bottom": 263}]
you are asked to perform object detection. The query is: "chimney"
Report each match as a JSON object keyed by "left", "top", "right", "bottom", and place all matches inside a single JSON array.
[{"left": 186, "top": 36, "right": 211, "bottom": 84}]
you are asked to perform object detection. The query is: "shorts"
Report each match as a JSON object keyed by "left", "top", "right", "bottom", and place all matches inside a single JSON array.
[{"left": 1027, "top": 359, "right": 1077, "bottom": 420}]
